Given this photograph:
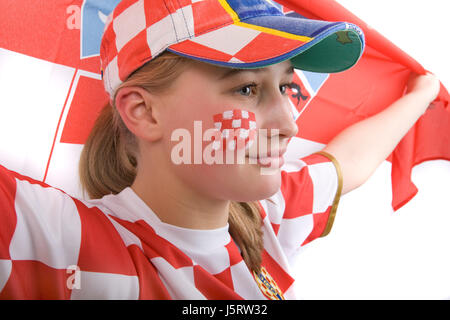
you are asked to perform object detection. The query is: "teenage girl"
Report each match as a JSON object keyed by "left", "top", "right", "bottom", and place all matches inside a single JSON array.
[{"left": 0, "top": 0, "right": 439, "bottom": 299}]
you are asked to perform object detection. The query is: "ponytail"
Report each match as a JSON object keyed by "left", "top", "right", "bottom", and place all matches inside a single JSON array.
[
  {"left": 229, "top": 202, "right": 263, "bottom": 273},
  {"left": 79, "top": 102, "right": 137, "bottom": 199},
  {"left": 79, "top": 51, "right": 263, "bottom": 273}
]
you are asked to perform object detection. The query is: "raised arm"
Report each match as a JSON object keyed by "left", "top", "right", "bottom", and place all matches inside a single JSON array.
[{"left": 322, "top": 73, "right": 441, "bottom": 194}]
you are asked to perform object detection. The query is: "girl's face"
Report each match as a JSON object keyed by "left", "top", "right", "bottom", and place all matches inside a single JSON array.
[{"left": 155, "top": 59, "right": 298, "bottom": 202}]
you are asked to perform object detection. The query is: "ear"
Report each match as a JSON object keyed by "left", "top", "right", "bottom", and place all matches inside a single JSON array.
[{"left": 114, "top": 86, "right": 163, "bottom": 142}]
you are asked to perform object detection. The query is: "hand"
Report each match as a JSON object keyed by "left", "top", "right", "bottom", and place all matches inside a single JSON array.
[{"left": 405, "top": 72, "right": 441, "bottom": 104}]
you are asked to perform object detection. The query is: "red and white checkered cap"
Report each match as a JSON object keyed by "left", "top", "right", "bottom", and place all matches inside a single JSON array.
[{"left": 100, "top": 0, "right": 365, "bottom": 99}]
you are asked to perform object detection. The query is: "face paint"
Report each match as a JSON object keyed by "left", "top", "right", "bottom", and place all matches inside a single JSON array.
[{"left": 212, "top": 109, "right": 257, "bottom": 152}]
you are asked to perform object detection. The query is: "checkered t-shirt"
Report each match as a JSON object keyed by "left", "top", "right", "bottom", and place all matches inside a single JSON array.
[{"left": 0, "top": 152, "right": 342, "bottom": 299}]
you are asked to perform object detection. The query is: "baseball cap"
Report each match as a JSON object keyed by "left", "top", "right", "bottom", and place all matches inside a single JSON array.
[{"left": 100, "top": 0, "right": 365, "bottom": 98}]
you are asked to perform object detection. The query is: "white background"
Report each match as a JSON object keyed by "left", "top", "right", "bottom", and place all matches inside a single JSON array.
[{"left": 293, "top": 0, "right": 450, "bottom": 299}]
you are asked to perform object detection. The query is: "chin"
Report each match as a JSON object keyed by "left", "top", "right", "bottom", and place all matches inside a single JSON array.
[{"left": 230, "top": 171, "right": 282, "bottom": 202}]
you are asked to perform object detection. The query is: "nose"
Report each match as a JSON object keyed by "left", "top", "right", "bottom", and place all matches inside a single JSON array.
[{"left": 262, "top": 92, "right": 298, "bottom": 141}]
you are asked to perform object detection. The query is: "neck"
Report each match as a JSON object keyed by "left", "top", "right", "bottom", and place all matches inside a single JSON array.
[{"left": 131, "top": 156, "right": 230, "bottom": 230}]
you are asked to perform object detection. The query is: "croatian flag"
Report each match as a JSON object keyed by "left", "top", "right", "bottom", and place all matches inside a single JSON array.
[
  {"left": 0, "top": 0, "right": 120, "bottom": 197},
  {"left": 279, "top": 0, "right": 450, "bottom": 211},
  {"left": 0, "top": 0, "right": 449, "bottom": 213}
]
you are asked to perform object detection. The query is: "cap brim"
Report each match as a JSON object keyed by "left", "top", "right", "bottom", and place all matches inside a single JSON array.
[{"left": 167, "top": 14, "right": 364, "bottom": 73}]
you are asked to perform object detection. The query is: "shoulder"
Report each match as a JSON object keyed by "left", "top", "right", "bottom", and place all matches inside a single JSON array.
[{"left": 0, "top": 165, "right": 141, "bottom": 299}]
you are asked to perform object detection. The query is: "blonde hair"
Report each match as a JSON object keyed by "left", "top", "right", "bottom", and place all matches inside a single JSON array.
[{"left": 79, "top": 51, "right": 264, "bottom": 273}]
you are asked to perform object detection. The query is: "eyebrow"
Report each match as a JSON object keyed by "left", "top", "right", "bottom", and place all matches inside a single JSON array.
[{"left": 217, "top": 64, "right": 295, "bottom": 80}]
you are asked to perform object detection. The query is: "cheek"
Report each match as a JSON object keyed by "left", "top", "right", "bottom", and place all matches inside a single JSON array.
[{"left": 211, "top": 109, "right": 257, "bottom": 152}]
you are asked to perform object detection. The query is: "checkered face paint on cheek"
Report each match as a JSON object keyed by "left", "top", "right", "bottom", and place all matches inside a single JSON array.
[{"left": 212, "top": 109, "right": 257, "bottom": 152}]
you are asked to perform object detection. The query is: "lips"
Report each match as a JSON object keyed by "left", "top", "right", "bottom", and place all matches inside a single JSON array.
[
  {"left": 246, "top": 149, "right": 286, "bottom": 168},
  {"left": 246, "top": 148, "right": 287, "bottom": 158}
]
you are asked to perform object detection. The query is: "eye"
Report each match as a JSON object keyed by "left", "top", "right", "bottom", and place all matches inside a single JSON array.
[
  {"left": 238, "top": 83, "right": 258, "bottom": 96},
  {"left": 280, "top": 82, "right": 294, "bottom": 95}
]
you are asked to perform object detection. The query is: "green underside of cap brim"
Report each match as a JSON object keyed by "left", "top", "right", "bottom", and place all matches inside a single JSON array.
[{"left": 290, "top": 30, "right": 363, "bottom": 73}]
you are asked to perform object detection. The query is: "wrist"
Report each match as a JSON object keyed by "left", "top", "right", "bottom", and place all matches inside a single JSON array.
[
  {"left": 403, "top": 90, "right": 434, "bottom": 115},
  {"left": 405, "top": 73, "right": 440, "bottom": 105}
]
